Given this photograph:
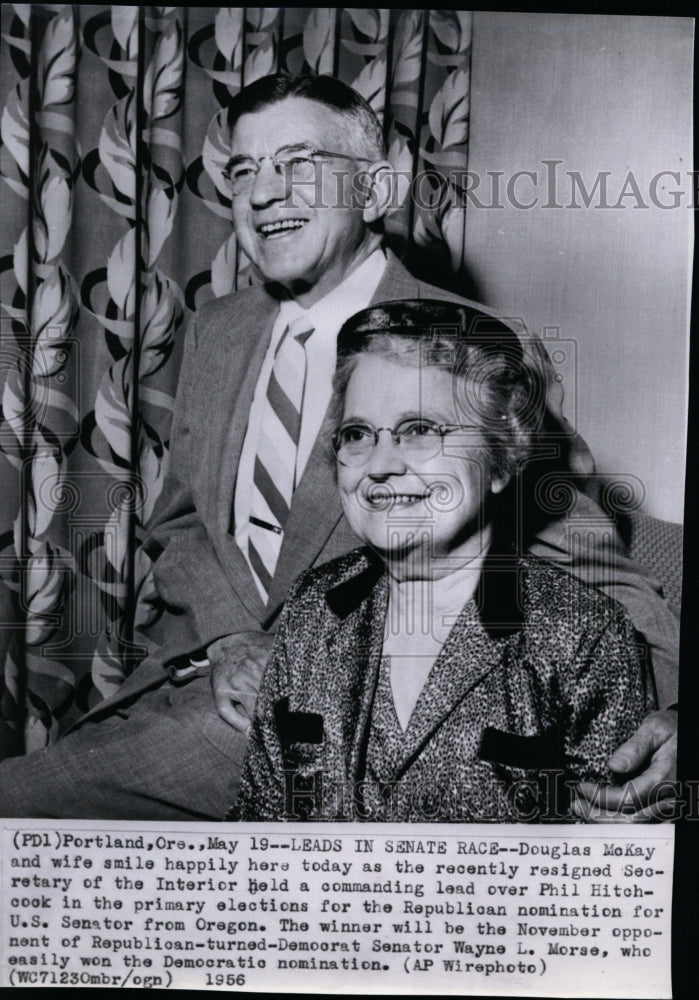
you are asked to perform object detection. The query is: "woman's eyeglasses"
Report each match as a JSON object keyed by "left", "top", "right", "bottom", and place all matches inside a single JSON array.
[
  {"left": 332, "top": 418, "right": 474, "bottom": 468},
  {"left": 223, "top": 143, "right": 370, "bottom": 196}
]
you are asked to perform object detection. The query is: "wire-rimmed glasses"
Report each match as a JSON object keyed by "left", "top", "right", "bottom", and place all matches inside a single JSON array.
[
  {"left": 223, "top": 143, "right": 371, "bottom": 196},
  {"left": 332, "top": 417, "right": 474, "bottom": 468}
]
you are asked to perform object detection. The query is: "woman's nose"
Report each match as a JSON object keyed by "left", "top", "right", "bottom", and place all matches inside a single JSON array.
[{"left": 366, "top": 429, "right": 408, "bottom": 478}]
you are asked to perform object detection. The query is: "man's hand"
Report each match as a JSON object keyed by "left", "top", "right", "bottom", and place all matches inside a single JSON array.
[
  {"left": 208, "top": 632, "right": 276, "bottom": 733},
  {"left": 572, "top": 709, "right": 678, "bottom": 822}
]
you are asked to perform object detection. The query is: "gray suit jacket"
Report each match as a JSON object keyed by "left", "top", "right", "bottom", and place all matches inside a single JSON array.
[{"left": 74, "top": 251, "right": 678, "bottom": 725}]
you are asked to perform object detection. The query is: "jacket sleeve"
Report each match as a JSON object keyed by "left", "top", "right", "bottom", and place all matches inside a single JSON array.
[
  {"left": 522, "top": 335, "right": 679, "bottom": 707},
  {"left": 560, "top": 601, "right": 658, "bottom": 785},
  {"left": 528, "top": 491, "right": 680, "bottom": 708},
  {"left": 141, "top": 311, "right": 261, "bottom": 664}
]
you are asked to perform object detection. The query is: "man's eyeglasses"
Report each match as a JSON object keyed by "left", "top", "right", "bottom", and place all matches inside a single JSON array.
[
  {"left": 223, "top": 143, "right": 371, "bottom": 197},
  {"left": 332, "top": 418, "right": 475, "bottom": 468}
]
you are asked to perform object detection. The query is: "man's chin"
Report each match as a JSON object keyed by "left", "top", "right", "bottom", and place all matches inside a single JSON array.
[{"left": 253, "top": 258, "right": 317, "bottom": 294}]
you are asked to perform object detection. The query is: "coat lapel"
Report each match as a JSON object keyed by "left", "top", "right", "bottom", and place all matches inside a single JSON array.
[
  {"left": 313, "top": 552, "right": 512, "bottom": 795},
  {"left": 362, "top": 555, "right": 523, "bottom": 782},
  {"left": 347, "top": 590, "right": 387, "bottom": 789},
  {"left": 321, "top": 559, "right": 389, "bottom": 790},
  {"left": 387, "top": 605, "right": 508, "bottom": 777}
]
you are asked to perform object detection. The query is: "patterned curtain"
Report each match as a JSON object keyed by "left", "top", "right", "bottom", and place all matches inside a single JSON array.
[{"left": 0, "top": 6, "right": 473, "bottom": 757}]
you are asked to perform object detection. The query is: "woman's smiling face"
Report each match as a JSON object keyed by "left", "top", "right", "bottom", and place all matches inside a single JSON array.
[{"left": 337, "top": 355, "right": 508, "bottom": 578}]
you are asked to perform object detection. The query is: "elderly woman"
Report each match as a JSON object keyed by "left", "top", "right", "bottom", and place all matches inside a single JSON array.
[{"left": 234, "top": 300, "right": 654, "bottom": 823}]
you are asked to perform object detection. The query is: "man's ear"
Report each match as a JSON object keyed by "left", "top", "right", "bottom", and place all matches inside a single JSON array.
[{"left": 360, "top": 162, "right": 394, "bottom": 224}]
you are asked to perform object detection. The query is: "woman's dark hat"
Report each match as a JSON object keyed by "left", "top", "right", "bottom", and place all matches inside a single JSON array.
[{"left": 336, "top": 298, "right": 523, "bottom": 357}]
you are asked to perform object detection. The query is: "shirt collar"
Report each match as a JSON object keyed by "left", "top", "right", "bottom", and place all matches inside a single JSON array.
[{"left": 277, "top": 247, "right": 387, "bottom": 336}]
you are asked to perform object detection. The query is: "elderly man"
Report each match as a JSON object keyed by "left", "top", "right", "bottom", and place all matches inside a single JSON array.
[{"left": 0, "top": 73, "right": 678, "bottom": 820}]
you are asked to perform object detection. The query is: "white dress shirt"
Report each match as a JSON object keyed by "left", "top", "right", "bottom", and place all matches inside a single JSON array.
[{"left": 233, "top": 248, "right": 387, "bottom": 568}]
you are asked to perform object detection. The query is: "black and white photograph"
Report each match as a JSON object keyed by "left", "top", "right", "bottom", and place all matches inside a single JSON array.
[{"left": 0, "top": 5, "right": 693, "bottom": 996}]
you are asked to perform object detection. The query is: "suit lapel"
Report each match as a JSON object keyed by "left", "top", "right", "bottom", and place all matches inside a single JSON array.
[
  {"left": 372, "top": 250, "right": 422, "bottom": 302},
  {"left": 200, "top": 287, "right": 280, "bottom": 622},
  {"left": 265, "top": 415, "right": 345, "bottom": 612}
]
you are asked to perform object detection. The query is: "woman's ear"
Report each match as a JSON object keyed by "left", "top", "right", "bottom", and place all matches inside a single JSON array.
[
  {"left": 490, "top": 472, "right": 511, "bottom": 496},
  {"left": 360, "top": 162, "right": 394, "bottom": 225}
]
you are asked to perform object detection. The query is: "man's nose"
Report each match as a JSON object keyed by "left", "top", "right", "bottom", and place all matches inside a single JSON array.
[
  {"left": 249, "top": 160, "right": 289, "bottom": 207},
  {"left": 366, "top": 430, "right": 408, "bottom": 478}
]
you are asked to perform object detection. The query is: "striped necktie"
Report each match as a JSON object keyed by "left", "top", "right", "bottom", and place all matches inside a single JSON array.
[{"left": 247, "top": 316, "right": 314, "bottom": 602}]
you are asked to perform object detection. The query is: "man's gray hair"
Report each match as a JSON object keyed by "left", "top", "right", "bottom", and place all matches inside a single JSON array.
[{"left": 226, "top": 72, "right": 386, "bottom": 161}]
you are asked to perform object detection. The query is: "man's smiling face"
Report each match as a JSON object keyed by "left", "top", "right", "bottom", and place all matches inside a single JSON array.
[{"left": 229, "top": 97, "right": 379, "bottom": 306}]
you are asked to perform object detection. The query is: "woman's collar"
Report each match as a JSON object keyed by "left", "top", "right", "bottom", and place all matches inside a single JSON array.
[{"left": 324, "top": 546, "right": 525, "bottom": 638}]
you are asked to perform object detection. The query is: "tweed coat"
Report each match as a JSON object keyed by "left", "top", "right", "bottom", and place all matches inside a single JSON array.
[{"left": 234, "top": 549, "right": 656, "bottom": 823}]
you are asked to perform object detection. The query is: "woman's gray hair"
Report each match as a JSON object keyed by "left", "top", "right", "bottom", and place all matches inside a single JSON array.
[{"left": 330, "top": 300, "right": 546, "bottom": 481}]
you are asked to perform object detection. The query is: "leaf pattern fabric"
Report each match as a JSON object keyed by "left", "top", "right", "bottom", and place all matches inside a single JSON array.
[{"left": 0, "top": 6, "right": 473, "bottom": 757}]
